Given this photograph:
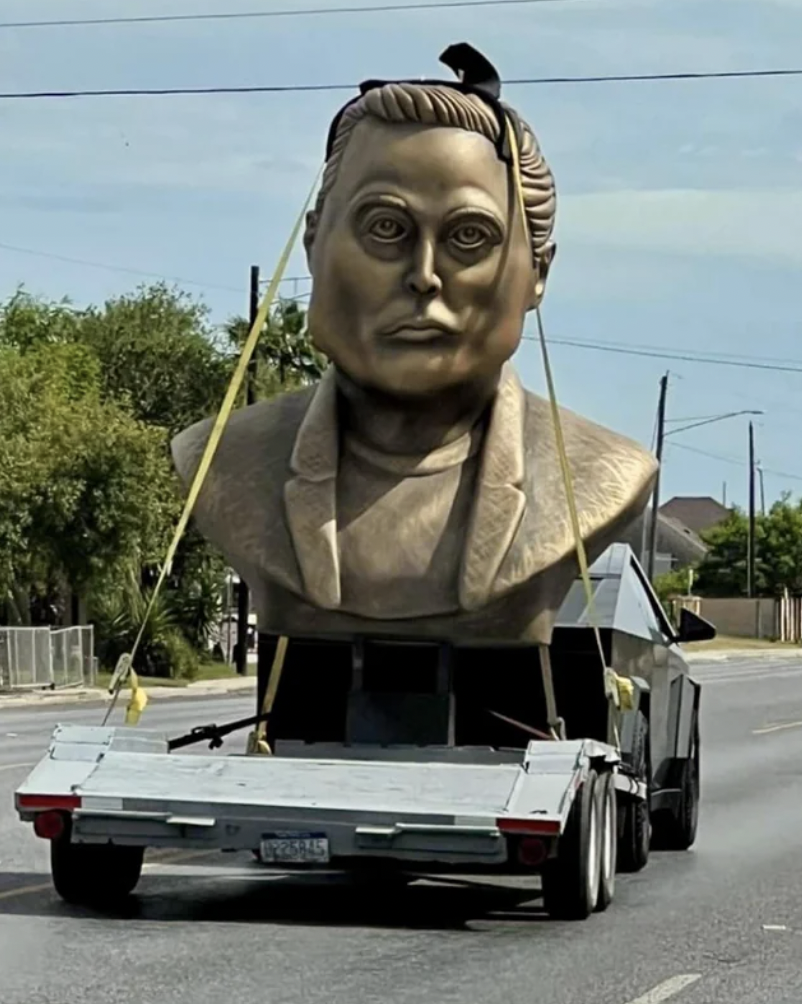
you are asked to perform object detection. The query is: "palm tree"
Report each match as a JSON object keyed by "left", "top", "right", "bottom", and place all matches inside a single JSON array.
[{"left": 224, "top": 298, "right": 325, "bottom": 401}]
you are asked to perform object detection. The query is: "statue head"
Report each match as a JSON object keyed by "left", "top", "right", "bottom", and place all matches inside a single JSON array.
[{"left": 304, "top": 43, "right": 557, "bottom": 400}]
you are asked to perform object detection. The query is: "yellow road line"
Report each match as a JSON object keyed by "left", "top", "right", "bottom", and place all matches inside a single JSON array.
[
  {"left": 0, "top": 762, "right": 34, "bottom": 773},
  {"left": 0, "top": 882, "right": 51, "bottom": 902},
  {"left": 0, "top": 851, "right": 219, "bottom": 904},
  {"left": 753, "top": 720, "right": 802, "bottom": 735}
]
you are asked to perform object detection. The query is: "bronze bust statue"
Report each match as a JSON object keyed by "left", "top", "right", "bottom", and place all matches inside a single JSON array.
[{"left": 172, "top": 44, "right": 657, "bottom": 647}]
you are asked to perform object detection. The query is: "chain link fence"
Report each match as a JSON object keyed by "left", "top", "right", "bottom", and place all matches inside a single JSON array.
[{"left": 0, "top": 626, "right": 96, "bottom": 691}]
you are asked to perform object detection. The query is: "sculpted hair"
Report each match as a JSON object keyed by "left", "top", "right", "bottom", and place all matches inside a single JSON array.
[{"left": 314, "top": 82, "right": 557, "bottom": 259}]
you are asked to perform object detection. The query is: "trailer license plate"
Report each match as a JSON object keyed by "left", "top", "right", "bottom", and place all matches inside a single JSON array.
[{"left": 259, "top": 832, "right": 330, "bottom": 865}]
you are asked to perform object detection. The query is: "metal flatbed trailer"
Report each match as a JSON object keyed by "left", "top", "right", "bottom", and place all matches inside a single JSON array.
[
  {"left": 13, "top": 544, "right": 710, "bottom": 921},
  {"left": 15, "top": 726, "right": 637, "bottom": 920}
]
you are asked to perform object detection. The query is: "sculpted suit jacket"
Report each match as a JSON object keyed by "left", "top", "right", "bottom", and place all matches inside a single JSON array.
[{"left": 171, "top": 365, "right": 658, "bottom": 646}]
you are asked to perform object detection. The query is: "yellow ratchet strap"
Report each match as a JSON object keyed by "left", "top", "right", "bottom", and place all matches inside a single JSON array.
[
  {"left": 504, "top": 118, "right": 632, "bottom": 741},
  {"left": 104, "top": 166, "right": 324, "bottom": 727},
  {"left": 245, "top": 634, "right": 289, "bottom": 755}
]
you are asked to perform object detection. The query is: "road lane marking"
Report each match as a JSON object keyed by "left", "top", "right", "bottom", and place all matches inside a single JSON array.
[
  {"left": 0, "top": 852, "right": 220, "bottom": 904},
  {"left": 704, "top": 668, "right": 802, "bottom": 685},
  {"left": 0, "top": 761, "right": 34, "bottom": 773},
  {"left": 0, "top": 882, "right": 51, "bottom": 902},
  {"left": 752, "top": 720, "right": 802, "bottom": 735},
  {"left": 624, "top": 975, "right": 702, "bottom": 1004}
]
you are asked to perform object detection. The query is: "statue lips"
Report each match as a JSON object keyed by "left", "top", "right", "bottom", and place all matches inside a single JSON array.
[{"left": 380, "top": 319, "right": 457, "bottom": 346}]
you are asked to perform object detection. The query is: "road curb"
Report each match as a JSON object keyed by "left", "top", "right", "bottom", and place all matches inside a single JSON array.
[
  {"left": 0, "top": 676, "right": 256, "bottom": 709},
  {"left": 684, "top": 647, "right": 801, "bottom": 663}
]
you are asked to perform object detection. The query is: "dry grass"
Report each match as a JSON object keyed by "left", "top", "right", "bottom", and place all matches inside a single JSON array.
[{"left": 684, "top": 634, "right": 799, "bottom": 652}]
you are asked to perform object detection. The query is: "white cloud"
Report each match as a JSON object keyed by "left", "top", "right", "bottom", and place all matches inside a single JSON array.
[{"left": 557, "top": 187, "right": 802, "bottom": 265}]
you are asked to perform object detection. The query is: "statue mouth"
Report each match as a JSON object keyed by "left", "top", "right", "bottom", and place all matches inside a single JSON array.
[{"left": 380, "top": 320, "right": 456, "bottom": 344}]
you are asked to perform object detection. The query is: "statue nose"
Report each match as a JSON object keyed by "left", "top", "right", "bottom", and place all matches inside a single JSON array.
[{"left": 404, "top": 241, "right": 442, "bottom": 297}]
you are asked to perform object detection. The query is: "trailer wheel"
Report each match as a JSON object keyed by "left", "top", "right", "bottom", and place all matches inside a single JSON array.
[
  {"left": 617, "top": 711, "right": 651, "bottom": 873},
  {"left": 594, "top": 771, "right": 617, "bottom": 912},
  {"left": 51, "top": 834, "right": 144, "bottom": 907},
  {"left": 652, "top": 716, "right": 700, "bottom": 851},
  {"left": 541, "top": 768, "right": 601, "bottom": 920}
]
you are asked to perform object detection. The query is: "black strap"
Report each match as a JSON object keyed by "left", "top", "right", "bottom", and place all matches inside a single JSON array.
[
  {"left": 439, "top": 43, "right": 502, "bottom": 100},
  {"left": 325, "top": 42, "right": 513, "bottom": 164}
]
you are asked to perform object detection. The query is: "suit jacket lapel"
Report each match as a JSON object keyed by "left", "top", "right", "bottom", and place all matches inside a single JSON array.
[
  {"left": 459, "top": 366, "right": 527, "bottom": 612},
  {"left": 283, "top": 368, "right": 342, "bottom": 609}
]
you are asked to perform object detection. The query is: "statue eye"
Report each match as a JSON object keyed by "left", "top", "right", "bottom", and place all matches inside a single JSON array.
[
  {"left": 450, "top": 222, "right": 492, "bottom": 251},
  {"left": 368, "top": 216, "right": 407, "bottom": 242}
]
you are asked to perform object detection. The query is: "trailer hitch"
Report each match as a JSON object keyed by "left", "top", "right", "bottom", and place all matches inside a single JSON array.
[{"left": 168, "top": 711, "right": 272, "bottom": 752}]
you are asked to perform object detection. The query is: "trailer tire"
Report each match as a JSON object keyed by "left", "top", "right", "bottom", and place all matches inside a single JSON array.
[
  {"left": 651, "top": 715, "right": 700, "bottom": 851},
  {"left": 541, "top": 768, "right": 601, "bottom": 921},
  {"left": 594, "top": 771, "right": 617, "bottom": 912},
  {"left": 51, "top": 835, "right": 144, "bottom": 907},
  {"left": 617, "top": 711, "right": 651, "bottom": 874}
]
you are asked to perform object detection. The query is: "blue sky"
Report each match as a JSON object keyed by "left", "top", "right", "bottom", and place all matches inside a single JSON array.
[{"left": 1, "top": 0, "right": 801, "bottom": 510}]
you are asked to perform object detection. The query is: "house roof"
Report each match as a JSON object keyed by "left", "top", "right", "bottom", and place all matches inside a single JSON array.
[
  {"left": 659, "top": 496, "right": 730, "bottom": 535},
  {"left": 615, "top": 510, "right": 708, "bottom": 566}
]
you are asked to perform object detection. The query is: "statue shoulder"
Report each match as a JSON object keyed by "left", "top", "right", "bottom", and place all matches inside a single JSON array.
[
  {"left": 517, "top": 390, "right": 657, "bottom": 574},
  {"left": 171, "top": 386, "right": 315, "bottom": 494},
  {"left": 169, "top": 386, "right": 316, "bottom": 578},
  {"left": 523, "top": 389, "right": 657, "bottom": 503}
]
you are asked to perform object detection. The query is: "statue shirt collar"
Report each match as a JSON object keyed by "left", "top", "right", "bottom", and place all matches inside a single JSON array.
[{"left": 285, "top": 363, "right": 527, "bottom": 611}]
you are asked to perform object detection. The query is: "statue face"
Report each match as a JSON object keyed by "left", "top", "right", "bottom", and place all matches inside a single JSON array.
[{"left": 305, "top": 118, "right": 543, "bottom": 398}]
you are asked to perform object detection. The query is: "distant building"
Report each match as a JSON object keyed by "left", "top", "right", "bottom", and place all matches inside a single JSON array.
[
  {"left": 617, "top": 496, "right": 730, "bottom": 576},
  {"left": 659, "top": 496, "right": 731, "bottom": 536}
]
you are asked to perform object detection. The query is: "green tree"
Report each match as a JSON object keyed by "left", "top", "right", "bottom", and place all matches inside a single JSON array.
[
  {"left": 694, "top": 495, "right": 802, "bottom": 597},
  {"left": 0, "top": 284, "right": 323, "bottom": 673},
  {"left": 77, "top": 283, "right": 232, "bottom": 435},
  {"left": 0, "top": 342, "right": 178, "bottom": 625}
]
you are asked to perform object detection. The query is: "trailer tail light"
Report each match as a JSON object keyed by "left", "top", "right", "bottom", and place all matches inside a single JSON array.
[
  {"left": 496, "top": 817, "right": 561, "bottom": 837},
  {"left": 33, "top": 810, "right": 68, "bottom": 841},
  {"left": 517, "top": 836, "right": 547, "bottom": 868},
  {"left": 18, "top": 794, "right": 81, "bottom": 812}
]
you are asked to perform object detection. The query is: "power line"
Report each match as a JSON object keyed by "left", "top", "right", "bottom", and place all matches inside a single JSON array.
[
  {"left": 2, "top": 67, "right": 801, "bottom": 101},
  {"left": 0, "top": 242, "right": 795, "bottom": 377},
  {"left": 667, "top": 440, "right": 802, "bottom": 484},
  {"left": 0, "top": 0, "right": 589, "bottom": 31},
  {"left": 540, "top": 336, "right": 802, "bottom": 375},
  {"left": 0, "top": 240, "right": 308, "bottom": 294},
  {"left": 1, "top": 241, "right": 799, "bottom": 377}
]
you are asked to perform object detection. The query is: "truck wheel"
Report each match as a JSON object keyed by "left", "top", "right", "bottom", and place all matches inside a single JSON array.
[
  {"left": 51, "top": 835, "right": 144, "bottom": 907},
  {"left": 652, "top": 716, "right": 700, "bottom": 851},
  {"left": 617, "top": 711, "right": 651, "bottom": 873},
  {"left": 594, "top": 771, "right": 617, "bottom": 912},
  {"left": 542, "top": 768, "right": 601, "bottom": 920}
]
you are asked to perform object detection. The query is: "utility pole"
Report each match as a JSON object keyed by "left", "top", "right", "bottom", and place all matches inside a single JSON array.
[
  {"left": 235, "top": 264, "right": 260, "bottom": 676},
  {"left": 747, "top": 420, "right": 756, "bottom": 599},
  {"left": 758, "top": 464, "right": 766, "bottom": 516},
  {"left": 722, "top": 481, "right": 727, "bottom": 507},
  {"left": 646, "top": 372, "right": 669, "bottom": 583}
]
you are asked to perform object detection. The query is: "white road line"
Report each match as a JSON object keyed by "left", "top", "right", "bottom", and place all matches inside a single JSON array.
[
  {"left": 0, "top": 761, "right": 34, "bottom": 773},
  {"left": 753, "top": 720, "right": 802, "bottom": 735},
  {"left": 624, "top": 974, "right": 702, "bottom": 1004},
  {"left": 702, "top": 668, "right": 802, "bottom": 685}
]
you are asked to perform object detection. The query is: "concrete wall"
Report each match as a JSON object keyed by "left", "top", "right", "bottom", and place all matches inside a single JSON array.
[{"left": 699, "top": 598, "right": 776, "bottom": 639}]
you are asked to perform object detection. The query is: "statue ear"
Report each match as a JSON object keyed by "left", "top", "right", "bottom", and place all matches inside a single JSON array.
[
  {"left": 303, "top": 210, "right": 319, "bottom": 265},
  {"left": 531, "top": 241, "right": 556, "bottom": 308}
]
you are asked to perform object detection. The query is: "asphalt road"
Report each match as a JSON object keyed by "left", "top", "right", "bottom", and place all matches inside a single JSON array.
[{"left": 1, "top": 657, "right": 802, "bottom": 1004}]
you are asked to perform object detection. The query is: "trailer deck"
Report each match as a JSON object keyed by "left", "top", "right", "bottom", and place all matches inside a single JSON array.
[{"left": 15, "top": 724, "right": 638, "bottom": 872}]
